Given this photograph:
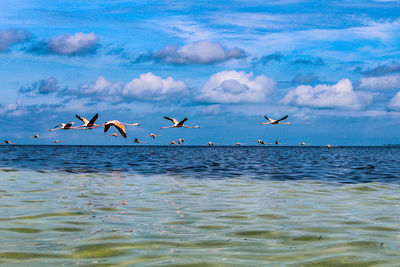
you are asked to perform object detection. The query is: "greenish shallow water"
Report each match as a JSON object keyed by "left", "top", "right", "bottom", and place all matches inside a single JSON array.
[{"left": 1, "top": 169, "right": 400, "bottom": 266}]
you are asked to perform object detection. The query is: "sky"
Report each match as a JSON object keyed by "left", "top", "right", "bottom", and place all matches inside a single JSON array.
[{"left": 1, "top": 0, "right": 400, "bottom": 145}]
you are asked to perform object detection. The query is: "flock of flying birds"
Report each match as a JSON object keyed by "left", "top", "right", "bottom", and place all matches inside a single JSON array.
[{"left": 3, "top": 114, "right": 337, "bottom": 148}]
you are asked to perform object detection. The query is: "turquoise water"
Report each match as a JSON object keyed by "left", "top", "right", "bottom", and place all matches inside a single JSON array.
[{"left": 1, "top": 146, "right": 400, "bottom": 266}]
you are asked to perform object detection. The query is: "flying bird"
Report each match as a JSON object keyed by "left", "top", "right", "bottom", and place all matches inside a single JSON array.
[
  {"left": 3, "top": 140, "right": 13, "bottom": 144},
  {"left": 323, "top": 144, "right": 337, "bottom": 149},
  {"left": 33, "top": 134, "right": 46, "bottom": 139},
  {"left": 53, "top": 140, "right": 64, "bottom": 143},
  {"left": 272, "top": 140, "right": 286, "bottom": 145},
  {"left": 177, "top": 139, "right": 184, "bottom": 145},
  {"left": 76, "top": 113, "right": 99, "bottom": 128},
  {"left": 261, "top": 115, "right": 291, "bottom": 125},
  {"left": 161, "top": 117, "right": 199, "bottom": 129},
  {"left": 256, "top": 139, "right": 267, "bottom": 145},
  {"left": 129, "top": 138, "right": 147, "bottom": 144},
  {"left": 208, "top": 142, "right": 214, "bottom": 147},
  {"left": 147, "top": 133, "right": 161, "bottom": 139},
  {"left": 49, "top": 122, "right": 79, "bottom": 131},
  {"left": 231, "top": 142, "right": 247, "bottom": 146},
  {"left": 108, "top": 133, "right": 118, "bottom": 137},
  {"left": 98, "top": 120, "right": 139, "bottom": 138},
  {"left": 298, "top": 142, "right": 311, "bottom": 145}
]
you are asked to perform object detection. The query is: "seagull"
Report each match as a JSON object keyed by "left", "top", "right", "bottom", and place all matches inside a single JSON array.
[
  {"left": 147, "top": 133, "right": 161, "bottom": 139},
  {"left": 49, "top": 122, "right": 79, "bottom": 131},
  {"left": 98, "top": 120, "right": 139, "bottom": 138},
  {"left": 129, "top": 138, "right": 147, "bottom": 144},
  {"left": 261, "top": 115, "right": 291, "bottom": 125},
  {"left": 161, "top": 117, "right": 199, "bottom": 129},
  {"left": 256, "top": 139, "right": 267, "bottom": 145},
  {"left": 75, "top": 113, "right": 99, "bottom": 128},
  {"left": 108, "top": 133, "right": 118, "bottom": 137}
]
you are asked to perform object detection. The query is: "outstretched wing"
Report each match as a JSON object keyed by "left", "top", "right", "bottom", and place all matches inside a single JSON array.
[
  {"left": 104, "top": 124, "right": 111, "bottom": 133},
  {"left": 276, "top": 115, "right": 288, "bottom": 123},
  {"left": 264, "top": 116, "right": 274, "bottom": 122},
  {"left": 164, "top": 116, "right": 179, "bottom": 124},
  {"left": 65, "top": 123, "right": 74, "bottom": 128},
  {"left": 76, "top": 115, "right": 89, "bottom": 124},
  {"left": 88, "top": 113, "right": 99, "bottom": 125},
  {"left": 178, "top": 118, "right": 188, "bottom": 126},
  {"left": 113, "top": 122, "right": 127, "bottom": 138}
]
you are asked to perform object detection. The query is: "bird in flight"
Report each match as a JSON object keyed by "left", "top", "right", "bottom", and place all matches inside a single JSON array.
[
  {"left": 272, "top": 140, "right": 286, "bottom": 145},
  {"left": 161, "top": 117, "right": 199, "bottom": 129},
  {"left": 33, "top": 134, "right": 46, "bottom": 139},
  {"left": 256, "top": 139, "right": 267, "bottom": 145},
  {"left": 3, "top": 140, "right": 13, "bottom": 144},
  {"left": 147, "top": 133, "right": 161, "bottom": 139},
  {"left": 177, "top": 139, "right": 184, "bottom": 145},
  {"left": 231, "top": 142, "right": 246, "bottom": 146},
  {"left": 208, "top": 142, "right": 214, "bottom": 147},
  {"left": 49, "top": 122, "right": 79, "bottom": 131},
  {"left": 108, "top": 133, "right": 118, "bottom": 137},
  {"left": 129, "top": 138, "right": 147, "bottom": 144},
  {"left": 323, "top": 144, "right": 337, "bottom": 149},
  {"left": 261, "top": 115, "right": 291, "bottom": 125},
  {"left": 298, "top": 142, "right": 311, "bottom": 146},
  {"left": 75, "top": 113, "right": 99, "bottom": 129},
  {"left": 53, "top": 140, "right": 64, "bottom": 143},
  {"left": 97, "top": 120, "right": 139, "bottom": 138}
]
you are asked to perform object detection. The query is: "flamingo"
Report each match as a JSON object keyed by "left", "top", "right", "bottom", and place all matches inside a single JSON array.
[
  {"left": 75, "top": 113, "right": 99, "bottom": 128},
  {"left": 97, "top": 120, "right": 139, "bottom": 138},
  {"left": 261, "top": 115, "right": 291, "bottom": 125},
  {"left": 49, "top": 122, "right": 79, "bottom": 131},
  {"left": 108, "top": 133, "right": 118, "bottom": 137},
  {"left": 208, "top": 142, "right": 214, "bottom": 147},
  {"left": 298, "top": 142, "right": 311, "bottom": 146},
  {"left": 272, "top": 140, "right": 286, "bottom": 145},
  {"left": 256, "top": 139, "right": 267, "bottom": 145},
  {"left": 33, "top": 134, "right": 46, "bottom": 139},
  {"left": 231, "top": 142, "right": 247, "bottom": 146},
  {"left": 53, "top": 140, "right": 64, "bottom": 143},
  {"left": 3, "top": 140, "right": 13, "bottom": 144},
  {"left": 161, "top": 117, "right": 199, "bottom": 129},
  {"left": 177, "top": 139, "right": 184, "bottom": 145},
  {"left": 323, "top": 144, "right": 337, "bottom": 149},
  {"left": 129, "top": 138, "right": 147, "bottom": 144},
  {"left": 147, "top": 133, "right": 161, "bottom": 139}
]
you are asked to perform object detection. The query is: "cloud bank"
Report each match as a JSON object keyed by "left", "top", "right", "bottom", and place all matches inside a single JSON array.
[
  {"left": 358, "top": 74, "right": 400, "bottom": 90},
  {"left": 198, "top": 70, "right": 275, "bottom": 103},
  {"left": 30, "top": 32, "right": 99, "bottom": 56},
  {"left": 0, "top": 29, "right": 31, "bottom": 53},
  {"left": 282, "top": 79, "right": 371, "bottom": 109},
  {"left": 19, "top": 77, "right": 59, "bottom": 95}
]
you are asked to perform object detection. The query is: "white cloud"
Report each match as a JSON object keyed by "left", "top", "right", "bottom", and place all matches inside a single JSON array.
[
  {"left": 358, "top": 74, "right": 400, "bottom": 90},
  {"left": 46, "top": 32, "right": 98, "bottom": 56},
  {"left": 0, "top": 99, "right": 27, "bottom": 117},
  {"left": 155, "top": 41, "right": 246, "bottom": 64},
  {"left": 78, "top": 76, "right": 123, "bottom": 103},
  {"left": 198, "top": 70, "right": 275, "bottom": 103},
  {"left": 123, "top": 72, "right": 187, "bottom": 100},
  {"left": 0, "top": 29, "right": 31, "bottom": 52},
  {"left": 282, "top": 79, "right": 371, "bottom": 109},
  {"left": 388, "top": 91, "right": 400, "bottom": 110}
]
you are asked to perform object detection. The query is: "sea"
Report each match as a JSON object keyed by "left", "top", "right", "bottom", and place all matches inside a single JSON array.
[{"left": 1, "top": 145, "right": 400, "bottom": 266}]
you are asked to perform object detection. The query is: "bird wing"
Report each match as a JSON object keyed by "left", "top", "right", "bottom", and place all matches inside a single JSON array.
[
  {"left": 164, "top": 116, "right": 179, "bottom": 124},
  {"left": 104, "top": 124, "right": 111, "bottom": 133},
  {"left": 178, "top": 118, "right": 188, "bottom": 126},
  {"left": 65, "top": 123, "right": 74, "bottom": 128},
  {"left": 88, "top": 114, "right": 99, "bottom": 125},
  {"left": 76, "top": 115, "right": 89, "bottom": 125},
  {"left": 264, "top": 116, "right": 274, "bottom": 122},
  {"left": 276, "top": 115, "right": 288, "bottom": 122},
  {"left": 113, "top": 122, "right": 127, "bottom": 138}
]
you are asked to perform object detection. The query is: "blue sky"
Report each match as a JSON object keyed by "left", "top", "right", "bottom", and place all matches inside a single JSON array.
[{"left": 1, "top": 0, "right": 400, "bottom": 145}]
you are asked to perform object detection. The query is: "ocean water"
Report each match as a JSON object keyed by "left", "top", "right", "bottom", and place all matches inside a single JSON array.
[{"left": 1, "top": 145, "right": 400, "bottom": 266}]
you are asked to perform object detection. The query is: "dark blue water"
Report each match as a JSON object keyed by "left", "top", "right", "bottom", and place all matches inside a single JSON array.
[{"left": 0, "top": 145, "right": 399, "bottom": 183}]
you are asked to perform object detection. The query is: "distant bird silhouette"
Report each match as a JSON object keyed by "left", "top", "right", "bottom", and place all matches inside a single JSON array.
[
  {"left": 177, "top": 139, "right": 184, "bottom": 145},
  {"left": 256, "top": 139, "right": 267, "bottom": 145},
  {"left": 272, "top": 141, "right": 286, "bottom": 145},
  {"left": 3, "top": 140, "right": 13, "bottom": 144},
  {"left": 33, "top": 134, "right": 46, "bottom": 139},
  {"left": 129, "top": 138, "right": 147, "bottom": 144},
  {"left": 76, "top": 113, "right": 99, "bottom": 128},
  {"left": 261, "top": 115, "right": 291, "bottom": 125},
  {"left": 208, "top": 142, "right": 214, "bottom": 147},
  {"left": 53, "top": 140, "right": 64, "bottom": 143},
  {"left": 231, "top": 142, "right": 247, "bottom": 146},
  {"left": 161, "top": 117, "right": 199, "bottom": 129},
  {"left": 298, "top": 142, "right": 311, "bottom": 145},
  {"left": 147, "top": 133, "right": 161, "bottom": 139},
  {"left": 108, "top": 133, "right": 118, "bottom": 137},
  {"left": 323, "top": 144, "right": 337, "bottom": 149}
]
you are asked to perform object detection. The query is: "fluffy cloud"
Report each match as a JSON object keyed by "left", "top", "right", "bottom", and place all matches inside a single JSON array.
[
  {"left": 282, "top": 79, "right": 371, "bottom": 109},
  {"left": 30, "top": 32, "right": 99, "bottom": 56},
  {"left": 154, "top": 41, "right": 246, "bottom": 64},
  {"left": 71, "top": 73, "right": 187, "bottom": 102},
  {"left": 19, "top": 77, "right": 58, "bottom": 95},
  {"left": 0, "top": 99, "right": 27, "bottom": 117},
  {"left": 198, "top": 71, "right": 275, "bottom": 103},
  {"left": 360, "top": 61, "right": 400, "bottom": 76},
  {"left": 358, "top": 74, "right": 400, "bottom": 90},
  {"left": 123, "top": 73, "right": 187, "bottom": 100},
  {"left": 388, "top": 91, "right": 400, "bottom": 110},
  {"left": 0, "top": 29, "right": 31, "bottom": 52}
]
